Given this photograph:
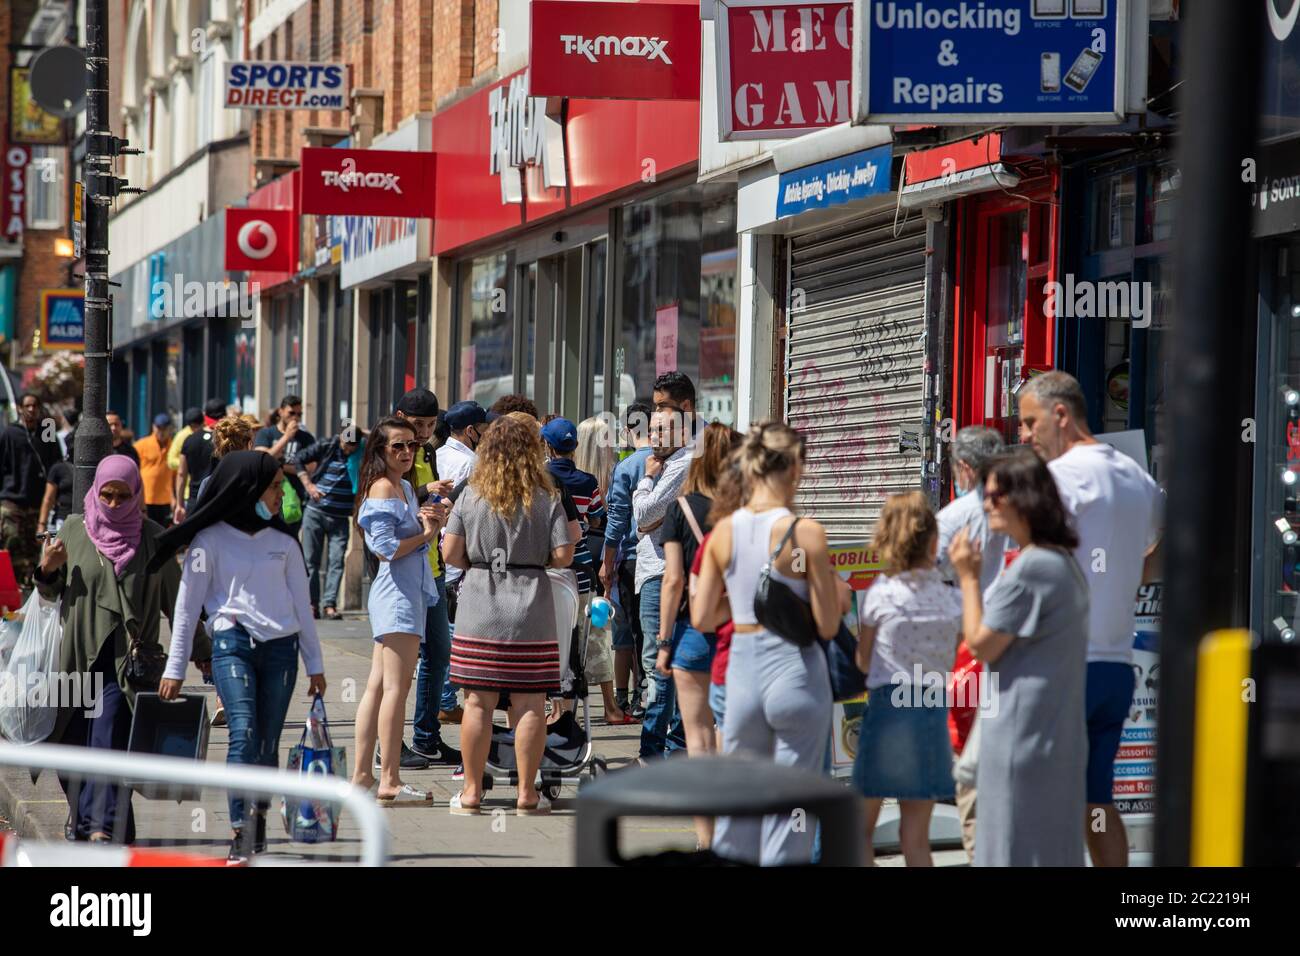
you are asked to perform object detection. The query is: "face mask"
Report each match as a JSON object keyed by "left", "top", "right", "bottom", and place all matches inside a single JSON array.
[
  {"left": 955, "top": 484, "right": 972, "bottom": 498},
  {"left": 255, "top": 500, "right": 273, "bottom": 520}
]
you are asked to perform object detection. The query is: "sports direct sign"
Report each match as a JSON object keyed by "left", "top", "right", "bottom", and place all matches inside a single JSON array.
[
  {"left": 299, "top": 147, "right": 436, "bottom": 218},
  {"left": 224, "top": 61, "right": 348, "bottom": 110},
  {"left": 529, "top": 1, "right": 700, "bottom": 100},
  {"left": 714, "top": 0, "right": 854, "bottom": 140}
]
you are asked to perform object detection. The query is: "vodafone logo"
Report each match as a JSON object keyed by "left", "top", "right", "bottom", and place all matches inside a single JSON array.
[
  {"left": 236, "top": 219, "right": 278, "bottom": 260},
  {"left": 559, "top": 34, "right": 672, "bottom": 65},
  {"left": 1270, "top": 0, "right": 1300, "bottom": 41}
]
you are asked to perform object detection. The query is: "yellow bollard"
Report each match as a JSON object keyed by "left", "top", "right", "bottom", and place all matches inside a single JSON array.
[{"left": 1190, "top": 629, "right": 1252, "bottom": 867}]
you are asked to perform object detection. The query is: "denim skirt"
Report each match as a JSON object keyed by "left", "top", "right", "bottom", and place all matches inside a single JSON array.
[{"left": 851, "top": 683, "right": 955, "bottom": 801}]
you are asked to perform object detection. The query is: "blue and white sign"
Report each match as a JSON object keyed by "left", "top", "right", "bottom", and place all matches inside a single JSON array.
[
  {"left": 853, "top": 0, "right": 1130, "bottom": 125},
  {"left": 776, "top": 144, "right": 893, "bottom": 219}
]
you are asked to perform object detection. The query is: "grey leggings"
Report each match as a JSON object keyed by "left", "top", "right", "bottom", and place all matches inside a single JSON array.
[{"left": 712, "top": 629, "right": 832, "bottom": 865}]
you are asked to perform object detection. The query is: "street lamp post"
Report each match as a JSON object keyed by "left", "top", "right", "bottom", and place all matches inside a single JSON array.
[{"left": 73, "top": 0, "right": 140, "bottom": 510}]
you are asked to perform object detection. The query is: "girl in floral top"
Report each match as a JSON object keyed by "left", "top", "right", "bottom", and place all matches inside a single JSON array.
[{"left": 853, "top": 491, "right": 963, "bottom": 866}]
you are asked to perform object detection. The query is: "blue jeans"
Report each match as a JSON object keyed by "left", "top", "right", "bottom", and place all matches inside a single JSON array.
[
  {"left": 637, "top": 576, "right": 685, "bottom": 758},
  {"left": 414, "top": 577, "right": 452, "bottom": 750},
  {"left": 301, "top": 506, "right": 350, "bottom": 608},
  {"left": 211, "top": 625, "right": 300, "bottom": 829}
]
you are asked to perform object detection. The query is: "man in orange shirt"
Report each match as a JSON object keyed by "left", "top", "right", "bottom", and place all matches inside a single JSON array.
[{"left": 135, "top": 413, "right": 175, "bottom": 526}]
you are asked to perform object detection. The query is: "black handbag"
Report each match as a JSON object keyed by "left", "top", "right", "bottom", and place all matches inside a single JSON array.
[
  {"left": 124, "top": 629, "right": 168, "bottom": 691},
  {"left": 103, "top": 551, "right": 167, "bottom": 691},
  {"left": 825, "top": 621, "right": 866, "bottom": 702},
  {"left": 753, "top": 517, "right": 818, "bottom": 647},
  {"left": 752, "top": 516, "right": 867, "bottom": 700}
]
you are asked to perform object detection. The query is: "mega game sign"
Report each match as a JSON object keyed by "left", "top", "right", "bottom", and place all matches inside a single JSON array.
[
  {"left": 715, "top": 0, "right": 854, "bottom": 140},
  {"left": 224, "top": 61, "right": 348, "bottom": 110}
]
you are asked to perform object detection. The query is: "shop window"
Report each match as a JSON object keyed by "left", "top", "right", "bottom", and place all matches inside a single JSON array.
[
  {"left": 26, "top": 147, "right": 63, "bottom": 230},
  {"left": 617, "top": 183, "right": 738, "bottom": 425},
  {"left": 1089, "top": 170, "right": 1136, "bottom": 254},
  {"left": 333, "top": 284, "right": 353, "bottom": 428},
  {"left": 456, "top": 253, "right": 513, "bottom": 407},
  {"left": 585, "top": 241, "right": 607, "bottom": 419},
  {"left": 1256, "top": 238, "right": 1300, "bottom": 643}
]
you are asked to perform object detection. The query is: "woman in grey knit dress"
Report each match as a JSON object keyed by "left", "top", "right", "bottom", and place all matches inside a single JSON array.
[
  {"left": 949, "top": 447, "right": 1090, "bottom": 867},
  {"left": 443, "top": 414, "right": 574, "bottom": 815}
]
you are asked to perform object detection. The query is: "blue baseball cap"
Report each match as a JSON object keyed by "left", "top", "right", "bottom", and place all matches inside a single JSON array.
[
  {"left": 541, "top": 417, "right": 578, "bottom": 453},
  {"left": 152, "top": 413, "right": 172, "bottom": 428},
  {"left": 444, "top": 400, "right": 489, "bottom": 431}
]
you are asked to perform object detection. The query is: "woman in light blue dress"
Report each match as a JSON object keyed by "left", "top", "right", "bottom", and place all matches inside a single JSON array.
[{"left": 351, "top": 417, "right": 447, "bottom": 806}]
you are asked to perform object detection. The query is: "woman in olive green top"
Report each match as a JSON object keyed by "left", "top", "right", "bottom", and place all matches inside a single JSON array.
[{"left": 33, "top": 454, "right": 207, "bottom": 843}]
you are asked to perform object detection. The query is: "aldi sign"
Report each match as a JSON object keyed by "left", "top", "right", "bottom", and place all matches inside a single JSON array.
[
  {"left": 853, "top": 0, "right": 1132, "bottom": 125},
  {"left": 224, "top": 61, "right": 348, "bottom": 111},
  {"left": 39, "top": 290, "right": 85, "bottom": 349},
  {"left": 715, "top": 0, "right": 855, "bottom": 141}
]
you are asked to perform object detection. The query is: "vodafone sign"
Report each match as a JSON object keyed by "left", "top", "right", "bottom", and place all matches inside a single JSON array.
[
  {"left": 299, "top": 147, "right": 436, "bottom": 218},
  {"left": 715, "top": 0, "right": 853, "bottom": 141},
  {"left": 529, "top": 1, "right": 700, "bottom": 100},
  {"left": 225, "top": 207, "right": 296, "bottom": 273}
]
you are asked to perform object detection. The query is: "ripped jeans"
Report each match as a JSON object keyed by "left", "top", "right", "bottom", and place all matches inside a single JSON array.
[{"left": 211, "top": 625, "right": 301, "bottom": 829}]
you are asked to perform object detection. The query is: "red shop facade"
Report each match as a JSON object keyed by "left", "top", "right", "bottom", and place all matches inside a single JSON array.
[
  {"left": 904, "top": 133, "right": 1062, "bottom": 450},
  {"left": 432, "top": 68, "right": 741, "bottom": 426}
]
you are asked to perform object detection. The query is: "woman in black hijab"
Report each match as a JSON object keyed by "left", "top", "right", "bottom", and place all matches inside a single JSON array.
[{"left": 153, "top": 451, "right": 327, "bottom": 863}]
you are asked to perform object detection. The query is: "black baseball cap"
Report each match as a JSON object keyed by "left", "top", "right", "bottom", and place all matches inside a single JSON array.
[
  {"left": 395, "top": 387, "right": 439, "bottom": 418},
  {"left": 203, "top": 398, "right": 227, "bottom": 419},
  {"left": 183, "top": 406, "right": 204, "bottom": 427}
]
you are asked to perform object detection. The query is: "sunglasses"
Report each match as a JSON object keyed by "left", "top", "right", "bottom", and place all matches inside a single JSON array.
[
  {"left": 986, "top": 489, "right": 1007, "bottom": 506},
  {"left": 387, "top": 440, "right": 420, "bottom": 453}
]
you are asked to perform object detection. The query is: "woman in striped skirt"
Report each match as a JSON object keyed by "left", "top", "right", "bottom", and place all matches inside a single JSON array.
[{"left": 442, "top": 413, "right": 575, "bottom": 815}]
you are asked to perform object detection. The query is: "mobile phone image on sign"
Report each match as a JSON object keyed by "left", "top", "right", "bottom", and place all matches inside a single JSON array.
[
  {"left": 1032, "top": 0, "right": 1067, "bottom": 17},
  {"left": 1041, "top": 53, "right": 1061, "bottom": 93},
  {"left": 1071, "top": 0, "right": 1106, "bottom": 17},
  {"left": 1063, "top": 48, "right": 1103, "bottom": 92}
]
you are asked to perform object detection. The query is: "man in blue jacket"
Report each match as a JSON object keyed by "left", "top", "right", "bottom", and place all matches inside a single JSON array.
[{"left": 599, "top": 402, "right": 654, "bottom": 718}]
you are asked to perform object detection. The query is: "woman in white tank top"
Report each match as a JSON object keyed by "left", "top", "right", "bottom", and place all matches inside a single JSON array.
[{"left": 691, "top": 422, "right": 851, "bottom": 866}]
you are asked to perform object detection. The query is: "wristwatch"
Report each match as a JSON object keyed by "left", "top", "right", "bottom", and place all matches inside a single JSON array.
[{"left": 655, "top": 636, "right": 672, "bottom": 649}]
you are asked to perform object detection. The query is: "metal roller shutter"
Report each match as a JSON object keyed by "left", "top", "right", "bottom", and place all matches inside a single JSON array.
[{"left": 785, "top": 207, "right": 928, "bottom": 542}]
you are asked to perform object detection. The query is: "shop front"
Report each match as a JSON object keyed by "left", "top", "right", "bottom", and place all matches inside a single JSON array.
[
  {"left": 244, "top": 170, "right": 303, "bottom": 418},
  {"left": 112, "top": 210, "right": 249, "bottom": 433},
  {"left": 329, "top": 117, "right": 434, "bottom": 423},
  {"left": 433, "top": 70, "right": 731, "bottom": 424},
  {"left": 728, "top": 124, "right": 939, "bottom": 542}
]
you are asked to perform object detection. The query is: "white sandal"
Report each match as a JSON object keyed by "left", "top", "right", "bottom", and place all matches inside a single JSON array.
[
  {"left": 517, "top": 793, "right": 552, "bottom": 816},
  {"left": 449, "top": 791, "right": 481, "bottom": 816},
  {"left": 377, "top": 784, "right": 432, "bottom": 807}
]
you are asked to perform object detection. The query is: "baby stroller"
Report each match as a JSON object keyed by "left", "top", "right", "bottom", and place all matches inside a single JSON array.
[{"left": 481, "top": 568, "right": 609, "bottom": 801}]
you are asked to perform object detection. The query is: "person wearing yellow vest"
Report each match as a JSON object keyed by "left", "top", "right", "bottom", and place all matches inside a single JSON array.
[{"left": 390, "top": 387, "right": 461, "bottom": 769}]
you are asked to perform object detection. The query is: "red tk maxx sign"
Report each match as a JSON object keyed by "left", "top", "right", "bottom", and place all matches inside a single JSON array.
[
  {"left": 529, "top": 1, "right": 700, "bottom": 100},
  {"left": 299, "top": 147, "right": 436, "bottom": 218},
  {"left": 224, "top": 207, "right": 297, "bottom": 273},
  {"left": 714, "top": 0, "right": 853, "bottom": 141}
]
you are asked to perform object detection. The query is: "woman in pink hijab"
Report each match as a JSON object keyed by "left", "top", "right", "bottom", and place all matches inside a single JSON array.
[{"left": 33, "top": 453, "right": 209, "bottom": 845}]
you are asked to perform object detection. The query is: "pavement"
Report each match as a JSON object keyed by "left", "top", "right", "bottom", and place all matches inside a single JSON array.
[{"left": 0, "top": 615, "right": 967, "bottom": 866}]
